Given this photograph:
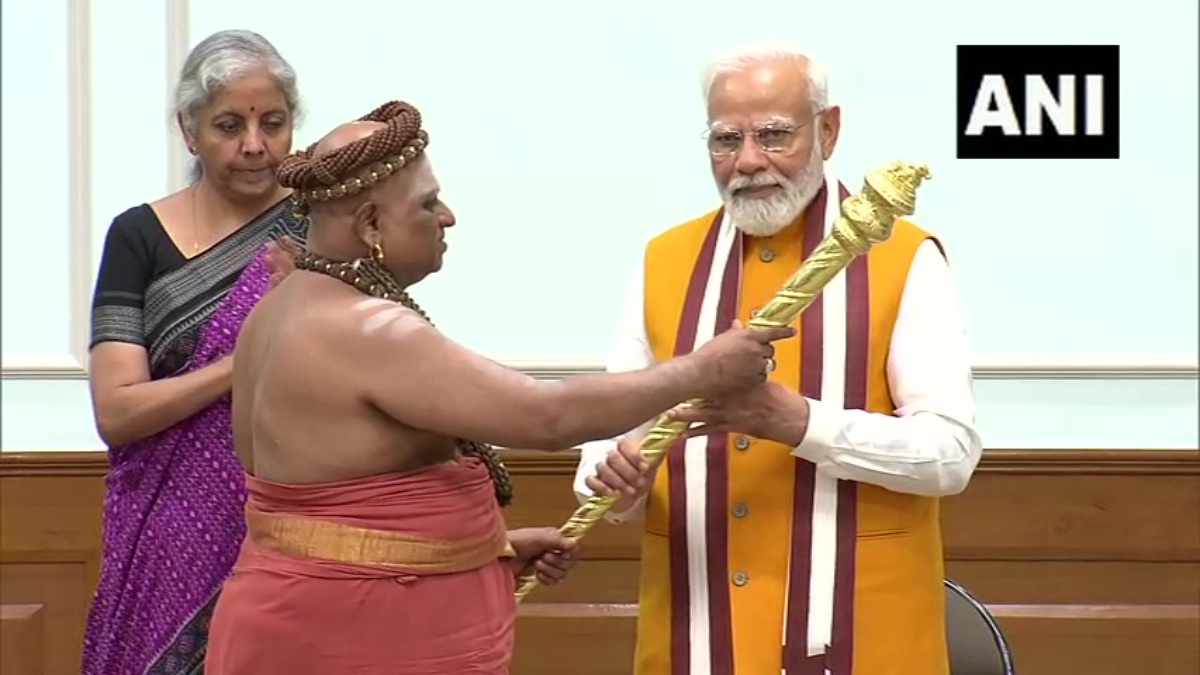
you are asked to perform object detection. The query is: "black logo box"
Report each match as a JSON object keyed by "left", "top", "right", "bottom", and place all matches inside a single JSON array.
[{"left": 956, "top": 45, "right": 1120, "bottom": 159}]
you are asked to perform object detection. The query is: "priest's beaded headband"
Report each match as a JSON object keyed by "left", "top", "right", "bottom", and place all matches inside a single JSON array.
[{"left": 276, "top": 100, "right": 430, "bottom": 210}]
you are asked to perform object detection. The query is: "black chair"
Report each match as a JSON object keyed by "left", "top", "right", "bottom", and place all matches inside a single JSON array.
[{"left": 945, "top": 578, "right": 1016, "bottom": 675}]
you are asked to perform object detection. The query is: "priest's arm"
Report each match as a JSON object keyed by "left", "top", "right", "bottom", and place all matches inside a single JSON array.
[{"left": 572, "top": 239, "right": 984, "bottom": 521}]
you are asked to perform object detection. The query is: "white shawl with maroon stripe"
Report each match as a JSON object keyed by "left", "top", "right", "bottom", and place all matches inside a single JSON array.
[{"left": 666, "top": 172, "right": 865, "bottom": 675}]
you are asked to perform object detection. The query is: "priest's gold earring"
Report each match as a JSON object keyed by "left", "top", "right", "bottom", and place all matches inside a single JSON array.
[{"left": 370, "top": 242, "right": 386, "bottom": 267}]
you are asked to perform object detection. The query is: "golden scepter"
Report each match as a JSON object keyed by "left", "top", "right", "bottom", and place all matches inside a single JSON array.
[{"left": 514, "top": 160, "right": 932, "bottom": 602}]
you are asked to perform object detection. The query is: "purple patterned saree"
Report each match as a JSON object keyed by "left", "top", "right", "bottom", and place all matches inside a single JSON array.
[{"left": 81, "top": 198, "right": 304, "bottom": 675}]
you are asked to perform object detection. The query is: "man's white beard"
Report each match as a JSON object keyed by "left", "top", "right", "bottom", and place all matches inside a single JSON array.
[{"left": 720, "top": 143, "right": 826, "bottom": 238}]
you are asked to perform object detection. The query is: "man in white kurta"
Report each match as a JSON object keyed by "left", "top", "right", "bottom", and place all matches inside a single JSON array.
[{"left": 572, "top": 41, "right": 984, "bottom": 675}]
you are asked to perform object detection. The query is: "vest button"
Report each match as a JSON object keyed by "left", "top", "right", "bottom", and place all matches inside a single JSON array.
[
  {"left": 759, "top": 248, "right": 776, "bottom": 263},
  {"left": 732, "top": 571, "right": 749, "bottom": 586},
  {"left": 732, "top": 502, "right": 749, "bottom": 518},
  {"left": 734, "top": 436, "right": 750, "bottom": 450}
]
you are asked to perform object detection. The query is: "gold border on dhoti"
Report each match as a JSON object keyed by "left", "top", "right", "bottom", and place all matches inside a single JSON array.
[{"left": 246, "top": 505, "right": 515, "bottom": 575}]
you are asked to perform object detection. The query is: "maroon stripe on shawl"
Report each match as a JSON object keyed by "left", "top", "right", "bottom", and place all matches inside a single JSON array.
[
  {"left": 705, "top": 233, "right": 741, "bottom": 675},
  {"left": 667, "top": 209, "right": 723, "bottom": 675},
  {"left": 783, "top": 187, "right": 829, "bottom": 674},
  {"left": 830, "top": 181, "right": 864, "bottom": 675}
]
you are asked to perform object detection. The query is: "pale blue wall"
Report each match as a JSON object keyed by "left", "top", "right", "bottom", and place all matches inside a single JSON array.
[{"left": 2, "top": 0, "right": 1196, "bottom": 451}]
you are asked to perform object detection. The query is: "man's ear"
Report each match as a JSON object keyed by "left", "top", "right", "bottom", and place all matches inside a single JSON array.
[
  {"left": 352, "top": 201, "right": 380, "bottom": 250},
  {"left": 817, "top": 105, "right": 841, "bottom": 160}
]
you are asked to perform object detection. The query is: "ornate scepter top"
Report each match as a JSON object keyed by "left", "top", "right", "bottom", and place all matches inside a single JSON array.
[
  {"left": 865, "top": 161, "right": 931, "bottom": 217},
  {"left": 835, "top": 161, "right": 932, "bottom": 251},
  {"left": 835, "top": 159, "right": 936, "bottom": 252}
]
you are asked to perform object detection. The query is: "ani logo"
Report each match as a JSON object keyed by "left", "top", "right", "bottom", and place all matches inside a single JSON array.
[{"left": 956, "top": 45, "right": 1120, "bottom": 159}]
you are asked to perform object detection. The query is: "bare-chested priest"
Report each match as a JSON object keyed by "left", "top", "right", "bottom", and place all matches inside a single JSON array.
[{"left": 203, "top": 101, "right": 794, "bottom": 675}]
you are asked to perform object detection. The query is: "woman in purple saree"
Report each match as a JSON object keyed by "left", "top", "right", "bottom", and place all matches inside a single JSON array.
[{"left": 81, "top": 30, "right": 305, "bottom": 675}]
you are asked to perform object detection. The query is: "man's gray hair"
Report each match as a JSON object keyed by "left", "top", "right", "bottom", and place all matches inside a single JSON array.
[
  {"left": 173, "top": 29, "right": 302, "bottom": 183},
  {"left": 701, "top": 41, "right": 830, "bottom": 114}
]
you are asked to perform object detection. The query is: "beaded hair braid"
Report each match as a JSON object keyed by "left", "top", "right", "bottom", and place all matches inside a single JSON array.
[{"left": 276, "top": 101, "right": 515, "bottom": 507}]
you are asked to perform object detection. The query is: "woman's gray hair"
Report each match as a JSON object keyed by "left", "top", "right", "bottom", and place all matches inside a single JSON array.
[{"left": 173, "top": 29, "right": 302, "bottom": 183}]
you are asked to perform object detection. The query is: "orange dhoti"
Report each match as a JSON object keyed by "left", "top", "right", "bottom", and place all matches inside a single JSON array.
[{"left": 205, "top": 457, "right": 517, "bottom": 675}]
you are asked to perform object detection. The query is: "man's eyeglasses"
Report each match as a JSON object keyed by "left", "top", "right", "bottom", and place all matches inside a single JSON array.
[{"left": 703, "top": 115, "right": 822, "bottom": 157}]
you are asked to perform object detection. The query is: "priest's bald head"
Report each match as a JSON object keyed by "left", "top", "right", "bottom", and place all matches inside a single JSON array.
[{"left": 276, "top": 101, "right": 453, "bottom": 288}]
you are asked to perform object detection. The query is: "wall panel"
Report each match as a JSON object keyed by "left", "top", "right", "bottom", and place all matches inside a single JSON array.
[
  {"left": 1, "top": 449, "right": 1196, "bottom": 675},
  {"left": 0, "top": 0, "right": 85, "bottom": 375}
]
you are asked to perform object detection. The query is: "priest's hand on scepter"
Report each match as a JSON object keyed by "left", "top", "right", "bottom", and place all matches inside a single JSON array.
[
  {"left": 681, "top": 321, "right": 797, "bottom": 399},
  {"left": 507, "top": 527, "right": 580, "bottom": 587}
]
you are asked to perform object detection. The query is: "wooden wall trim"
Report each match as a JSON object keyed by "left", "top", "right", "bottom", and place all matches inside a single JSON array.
[
  {"left": 0, "top": 453, "right": 112, "bottom": 477},
  {"left": 3, "top": 448, "right": 1198, "bottom": 477},
  {"left": 516, "top": 602, "right": 1200, "bottom": 620},
  {"left": 4, "top": 447, "right": 1198, "bottom": 675},
  {"left": 974, "top": 449, "right": 1200, "bottom": 475}
]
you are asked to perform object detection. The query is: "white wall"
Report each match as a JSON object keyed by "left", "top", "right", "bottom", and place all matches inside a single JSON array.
[{"left": 2, "top": 0, "right": 1197, "bottom": 451}]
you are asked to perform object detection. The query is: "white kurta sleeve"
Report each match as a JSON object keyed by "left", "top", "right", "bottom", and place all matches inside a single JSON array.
[
  {"left": 572, "top": 260, "right": 659, "bottom": 522},
  {"left": 791, "top": 239, "right": 984, "bottom": 496}
]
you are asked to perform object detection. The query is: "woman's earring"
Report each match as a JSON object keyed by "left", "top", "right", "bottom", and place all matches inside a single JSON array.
[{"left": 370, "top": 242, "right": 386, "bottom": 267}]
